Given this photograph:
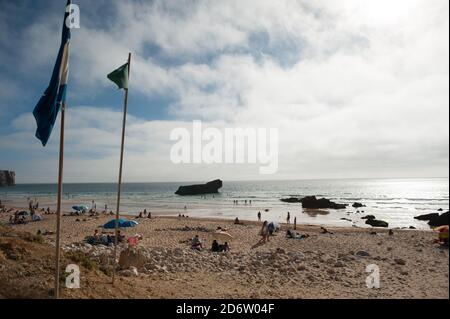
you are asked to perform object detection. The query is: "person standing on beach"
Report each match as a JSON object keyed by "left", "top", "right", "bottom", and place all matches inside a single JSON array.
[
  {"left": 294, "top": 217, "right": 297, "bottom": 230},
  {"left": 287, "top": 212, "right": 290, "bottom": 224},
  {"left": 257, "top": 211, "right": 261, "bottom": 222},
  {"left": 257, "top": 221, "right": 270, "bottom": 244}
]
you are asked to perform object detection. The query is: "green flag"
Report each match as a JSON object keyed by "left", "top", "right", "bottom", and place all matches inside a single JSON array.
[{"left": 107, "top": 63, "right": 129, "bottom": 89}]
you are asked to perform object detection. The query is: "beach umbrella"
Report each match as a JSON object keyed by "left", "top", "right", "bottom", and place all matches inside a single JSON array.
[
  {"left": 103, "top": 219, "right": 138, "bottom": 229},
  {"left": 123, "top": 220, "right": 139, "bottom": 228},
  {"left": 213, "top": 231, "right": 233, "bottom": 241}
]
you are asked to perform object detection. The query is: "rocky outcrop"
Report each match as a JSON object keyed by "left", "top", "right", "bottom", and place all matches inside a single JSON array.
[
  {"left": 0, "top": 171, "right": 15, "bottom": 187},
  {"left": 428, "top": 211, "right": 449, "bottom": 227},
  {"left": 365, "top": 219, "right": 389, "bottom": 228},
  {"left": 175, "top": 179, "right": 223, "bottom": 196},
  {"left": 352, "top": 202, "right": 366, "bottom": 208},
  {"left": 300, "top": 196, "right": 347, "bottom": 209},
  {"left": 414, "top": 213, "right": 439, "bottom": 221},
  {"left": 362, "top": 215, "right": 389, "bottom": 228},
  {"left": 280, "top": 197, "right": 302, "bottom": 203},
  {"left": 414, "top": 211, "right": 449, "bottom": 227}
]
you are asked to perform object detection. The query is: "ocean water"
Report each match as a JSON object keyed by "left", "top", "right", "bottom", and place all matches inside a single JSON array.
[{"left": 1, "top": 178, "right": 448, "bottom": 229}]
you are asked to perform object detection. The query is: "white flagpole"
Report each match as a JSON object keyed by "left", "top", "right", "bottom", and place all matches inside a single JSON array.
[{"left": 112, "top": 53, "right": 131, "bottom": 284}]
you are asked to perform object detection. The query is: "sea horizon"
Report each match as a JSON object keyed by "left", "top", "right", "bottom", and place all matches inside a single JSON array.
[
  {"left": 2, "top": 177, "right": 448, "bottom": 230},
  {"left": 7, "top": 175, "right": 450, "bottom": 186}
]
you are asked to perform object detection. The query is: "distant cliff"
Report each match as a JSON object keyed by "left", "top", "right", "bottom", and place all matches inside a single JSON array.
[{"left": 0, "top": 171, "right": 15, "bottom": 187}]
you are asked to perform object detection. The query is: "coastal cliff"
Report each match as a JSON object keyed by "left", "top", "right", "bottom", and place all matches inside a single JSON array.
[{"left": 0, "top": 171, "right": 15, "bottom": 187}]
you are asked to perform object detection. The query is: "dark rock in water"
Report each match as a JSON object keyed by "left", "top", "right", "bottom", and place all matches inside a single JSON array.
[
  {"left": 175, "top": 179, "right": 222, "bottom": 196},
  {"left": 409, "top": 226, "right": 416, "bottom": 229},
  {"left": 428, "top": 211, "right": 449, "bottom": 227},
  {"left": 352, "top": 202, "right": 366, "bottom": 208},
  {"left": 280, "top": 197, "right": 301, "bottom": 203},
  {"left": 300, "top": 196, "right": 347, "bottom": 209},
  {"left": 365, "top": 219, "right": 389, "bottom": 228},
  {"left": 438, "top": 208, "right": 443, "bottom": 211},
  {"left": 414, "top": 213, "right": 439, "bottom": 221},
  {"left": 414, "top": 212, "right": 448, "bottom": 227},
  {"left": 340, "top": 218, "right": 352, "bottom": 222},
  {"left": 0, "top": 170, "right": 15, "bottom": 187},
  {"left": 361, "top": 215, "right": 376, "bottom": 220}
]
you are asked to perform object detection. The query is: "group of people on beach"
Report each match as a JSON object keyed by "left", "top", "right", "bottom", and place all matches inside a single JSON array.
[
  {"left": 233, "top": 199, "right": 252, "bottom": 205},
  {"left": 86, "top": 229, "right": 126, "bottom": 246},
  {"left": 190, "top": 235, "right": 231, "bottom": 253},
  {"left": 136, "top": 209, "right": 152, "bottom": 219}
]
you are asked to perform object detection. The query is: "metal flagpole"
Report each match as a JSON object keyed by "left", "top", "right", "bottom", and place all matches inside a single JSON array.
[
  {"left": 112, "top": 53, "right": 131, "bottom": 284},
  {"left": 54, "top": 102, "right": 66, "bottom": 299}
]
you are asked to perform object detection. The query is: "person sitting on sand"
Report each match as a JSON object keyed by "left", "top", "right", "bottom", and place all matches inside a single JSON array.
[
  {"left": 147, "top": 211, "right": 152, "bottom": 219},
  {"left": 211, "top": 239, "right": 220, "bottom": 252},
  {"left": 93, "top": 229, "right": 100, "bottom": 241},
  {"left": 321, "top": 227, "right": 333, "bottom": 235},
  {"left": 286, "top": 229, "right": 309, "bottom": 240},
  {"left": 234, "top": 217, "right": 241, "bottom": 225},
  {"left": 191, "top": 235, "right": 203, "bottom": 250},
  {"left": 220, "top": 242, "right": 230, "bottom": 252}
]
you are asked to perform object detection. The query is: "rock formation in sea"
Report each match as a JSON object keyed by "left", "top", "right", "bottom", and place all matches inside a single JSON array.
[
  {"left": 361, "top": 215, "right": 389, "bottom": 227},
  {"left": 0, "top": 171, "right": 15, "bottom": 187},
  {"left": 415, "top": 211, "right": 449, "bottom": 227},
  {"left": 352, "top": 202, "right": 366, "bottom": 208},
  {"left": 280, "top": 197, "right": 302, "bottom": 203},
  {"left": 175, "top": 179, "right": 223, "bottom": 196},
  {"left": 300, "top": 196, "right": 347, "bottom": 209}
]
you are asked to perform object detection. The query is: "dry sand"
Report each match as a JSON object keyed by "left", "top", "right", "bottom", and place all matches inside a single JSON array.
[{"left": 0, "top": 206, "right": 448, "bottom": 299}]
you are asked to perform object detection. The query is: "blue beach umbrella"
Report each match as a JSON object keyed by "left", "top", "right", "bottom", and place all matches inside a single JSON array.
[
  {"left": 103, "top": 219, "right": 138, "bottom": 229},
  {"left": 123, "top": 220, "right": 139, "bottom": 227}
]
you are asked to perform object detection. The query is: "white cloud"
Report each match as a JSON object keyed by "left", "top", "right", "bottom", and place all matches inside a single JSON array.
[{"left": 1, "top": 0, "right": 448, "bottom": 182}]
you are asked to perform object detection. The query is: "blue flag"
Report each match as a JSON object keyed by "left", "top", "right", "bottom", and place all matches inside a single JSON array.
[{"left": 33, "top": 0, "right": 72, "bottom": 146}]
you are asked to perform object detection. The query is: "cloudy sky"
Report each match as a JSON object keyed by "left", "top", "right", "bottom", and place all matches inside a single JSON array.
[{"left": 0, "top": 0, "right": 448, "bottom": 183}]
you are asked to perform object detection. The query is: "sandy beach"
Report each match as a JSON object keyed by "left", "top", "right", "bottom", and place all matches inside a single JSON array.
[{"left": 0, "top": 204, "right": 448, "bottom": 299}]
